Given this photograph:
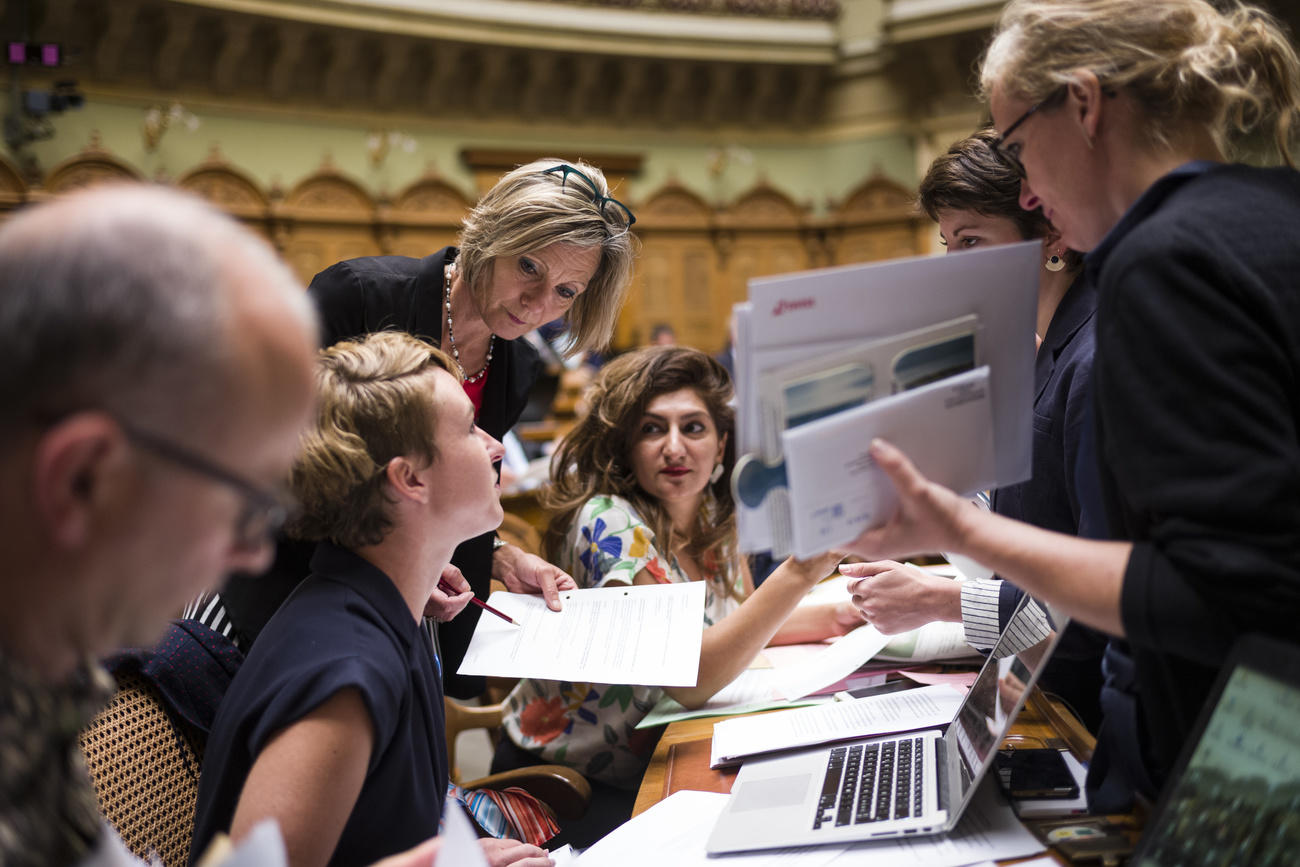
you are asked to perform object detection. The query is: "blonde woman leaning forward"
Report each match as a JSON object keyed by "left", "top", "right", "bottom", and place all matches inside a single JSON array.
[
  {"left": 845, "top": 0, "right": 1300, "bottom": 808},
  {"left": 494, "top": 347, "right": 863, "bottom": 846},
  {"left": 206, "top": 159, "right": 636, "bottom": 697}
]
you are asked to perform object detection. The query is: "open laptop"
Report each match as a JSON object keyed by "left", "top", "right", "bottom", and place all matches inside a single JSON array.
[
  {"left": 707, "top": 597, "right": 1066, "bottom": 853},
  {"left": 1132, "top": 633, "right": 1300, "bottom": 866}
]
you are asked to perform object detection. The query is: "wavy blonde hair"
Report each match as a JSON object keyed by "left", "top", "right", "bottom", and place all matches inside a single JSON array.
[
  {"left": 980, "top": 0, "right": 1300, "bottom": 166},
  {"left": 457, "top": 158, "right": 637, "bottom": 356},
  {"left": 543, "top": 346, "right": 737, "bottom": 584},
  {"left": 288, "top": 331, "right": 459, "bottom": 550}
]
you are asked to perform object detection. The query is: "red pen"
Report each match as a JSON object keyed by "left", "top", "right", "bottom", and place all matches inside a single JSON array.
[{"left": 438, "top": 578, "right": 520, "bottom": 627}]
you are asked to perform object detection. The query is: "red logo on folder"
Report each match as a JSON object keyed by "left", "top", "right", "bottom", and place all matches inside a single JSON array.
[{"left": 772, "top": 297, "right": 815, "bottom": 317}]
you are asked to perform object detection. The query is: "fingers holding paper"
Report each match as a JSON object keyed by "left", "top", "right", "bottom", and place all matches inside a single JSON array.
[
  {"left": 477, "top": 837, "right": 554, "bottom": 867},
  {"left": 425, "top": 564, "right": 474, "bottom": 622},
  {"left": 840, "top": 560, "right": 960, "bottom": 635},
  {"left": 843, "top": 438, "right": 976, "bottom": 562},
  {"left": 493, "top": 543, "right": 577, "bottom": 612}
]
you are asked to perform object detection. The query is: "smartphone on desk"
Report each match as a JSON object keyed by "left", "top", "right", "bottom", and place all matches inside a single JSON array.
[{"left": 995, "top": 748, "right": 1079, "bottom": 799}]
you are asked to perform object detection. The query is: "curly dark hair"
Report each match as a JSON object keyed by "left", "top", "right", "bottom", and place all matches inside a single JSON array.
[{"left": 543, "top": 345, "right": 737, "bottom": 581}]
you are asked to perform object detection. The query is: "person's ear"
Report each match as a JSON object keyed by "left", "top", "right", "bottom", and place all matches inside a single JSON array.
[
  {"left": 716, "top": 430, "right": 728, "bottom": 466},
  {"left": 385, "top": 455, "right": 429, "bottom": 504},
  {"left": 31, "top": 413, "right": 125, "bottom": 550},
  {"left": 1067, "top": 70, "right": 1105, "bottom": 147}
]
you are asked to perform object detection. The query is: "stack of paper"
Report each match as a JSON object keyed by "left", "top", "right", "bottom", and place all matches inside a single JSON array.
[
  {"left": 457, "top": 583, "right": 705, "bottom": 686},
  {"left": 710, "top": 683, "right": 965, "bottom": 767},
  {"left": 575, "top": 785, "right": 1044, "bottom": 866},
  {"left": 730, "top": 242, "right": 1040, "bottom": 558}
]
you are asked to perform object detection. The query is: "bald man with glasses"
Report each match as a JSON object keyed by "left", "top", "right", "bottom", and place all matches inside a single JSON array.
[{"left": 0, "top": 185, "right": 320, "bottom": 866}]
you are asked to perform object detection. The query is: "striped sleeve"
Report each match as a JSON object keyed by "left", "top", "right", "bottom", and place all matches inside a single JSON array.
[{"left": 959, "top": 579, "right": 1005, "bottom": 651}]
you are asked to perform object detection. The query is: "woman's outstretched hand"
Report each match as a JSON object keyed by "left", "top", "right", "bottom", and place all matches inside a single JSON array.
[{"left": 843, "top": 439, "right": 974, "bottom": 562}]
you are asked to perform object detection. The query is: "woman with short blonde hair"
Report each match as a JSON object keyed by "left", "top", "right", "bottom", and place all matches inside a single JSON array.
[{"left": 193, "top": 332, "right": 550, "bottom": 867}]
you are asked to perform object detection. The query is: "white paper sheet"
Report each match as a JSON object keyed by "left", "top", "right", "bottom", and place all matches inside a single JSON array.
[
  {"left": 769, "top": 625, "right": 893, "bottom": 700},
  {"left": 434, "top": 795, "right": 490, "bottom": 867},
  {"left": 577, "top": 791, "right": 847, "bottom": 867},
  {"left": 636, "top": 627, "right": 891, "bottom": 728},
  {"left": 636, "top": 668, "right": 833, "bottom": 729},
  {"left": 457, "top": 583, "right": 705, "bottom": 686},
  {"left": 781, "top": 366, "right": 996, "bottom": 558},
  {"left": 825, "top": 780, "right": 1046, "bottom": 866},
  {"left": 576, "top": 783, "right": 1043, "bottom": 867},
  {"left": 711, "top": 683, "right": 964, "bottom": 767}
]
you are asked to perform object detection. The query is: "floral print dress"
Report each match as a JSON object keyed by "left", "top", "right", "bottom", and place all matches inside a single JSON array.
[{"left": 500, "top": 494, "right": 742, "bottom": 790}]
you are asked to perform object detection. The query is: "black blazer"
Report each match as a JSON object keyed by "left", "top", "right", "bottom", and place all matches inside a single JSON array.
[{"left": 222, "top": 248, "right": 542, "bottom": 698}]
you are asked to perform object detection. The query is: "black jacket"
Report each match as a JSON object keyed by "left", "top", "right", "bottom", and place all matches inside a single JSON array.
[{"left": 221, "top": 248, "right": 542, "bottom": 697}]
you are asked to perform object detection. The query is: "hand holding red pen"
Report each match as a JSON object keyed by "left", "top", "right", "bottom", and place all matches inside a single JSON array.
[{"left": 424, "top": 564, "right": 474, "bottom": 622}]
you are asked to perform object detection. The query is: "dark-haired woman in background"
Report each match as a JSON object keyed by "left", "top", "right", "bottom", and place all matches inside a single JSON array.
[
  {"left": 842, "top": 127, "right": 1107, "bottom": 731},
  {"left": 493, "top": 346, "right": 861, "bottom": 845}
]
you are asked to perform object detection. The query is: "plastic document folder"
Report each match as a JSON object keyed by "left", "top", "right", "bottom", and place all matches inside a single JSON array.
[{"left": 729, "top": 241, "right": 1039, "bottom": 557}]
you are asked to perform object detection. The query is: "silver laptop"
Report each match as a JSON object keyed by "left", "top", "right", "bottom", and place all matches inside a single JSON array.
[{"left": 708, "top": 597, "right": 1066, "bottom": 853}]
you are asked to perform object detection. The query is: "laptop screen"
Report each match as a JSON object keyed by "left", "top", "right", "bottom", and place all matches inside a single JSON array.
[
  {"left": 1134, "top": 635, "right": 1300, "bottom": 866},
  {"left": 947, "top": 596, "right": 1064, "bottom": 811}
]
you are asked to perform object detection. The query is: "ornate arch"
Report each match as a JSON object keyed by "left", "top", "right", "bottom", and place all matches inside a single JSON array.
[
  {"left": 177, "top": 155, "right": 270, "bottom": 220},
  {"left": 835, "top": 174, "right": 917, "bottom": 225},
  {"left": 280, "top": 167, "right": 376, "bottom": 220},
  {"left": 722, "top": 181, "right": 805, "bottom": 230},
  {"left": 637, "top": 180, "right": 713, "bottom": 231},
  {"left": 389, "top": 174, "right": 472, "bottom": 224},
  {"left": 43, "top": 140, "right": 143, "bottom": 195},
  {"left": 0, "top": 155, "right": 27, "bottom": 209}
]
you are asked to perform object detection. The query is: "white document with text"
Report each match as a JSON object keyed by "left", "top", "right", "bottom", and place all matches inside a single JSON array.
[
  {"left": 457, "top": 582, "right": 705, "bottom": 686},
  {"left": 710, "top": 683, "right": 964, "bottom": 767}
]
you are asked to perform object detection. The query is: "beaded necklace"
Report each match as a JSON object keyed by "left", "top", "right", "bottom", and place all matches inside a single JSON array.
[{"left": 443, "top": 265, "right": 494, "bottom": 384}]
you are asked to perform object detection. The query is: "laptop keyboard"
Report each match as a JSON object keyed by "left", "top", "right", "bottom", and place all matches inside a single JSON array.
[{"left": 813, "top": 738, "right": 925, "bottom": 829}]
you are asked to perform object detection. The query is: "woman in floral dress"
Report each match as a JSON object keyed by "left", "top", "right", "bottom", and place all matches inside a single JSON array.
[{"left": 493, "top": 346, "right": 861, "bottom": 845}]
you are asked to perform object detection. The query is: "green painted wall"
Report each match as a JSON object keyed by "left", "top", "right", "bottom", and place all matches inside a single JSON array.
[{"left": 23, "top": 93, "right": 918, "bottom": 212}]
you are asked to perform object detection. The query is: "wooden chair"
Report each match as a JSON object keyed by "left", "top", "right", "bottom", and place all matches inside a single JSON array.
[
  {"left": 444, "top": 697, "right": 591, "bottom": 821},
  {"left": 79, "top": 672, "right": 202, "bottom": 867}
]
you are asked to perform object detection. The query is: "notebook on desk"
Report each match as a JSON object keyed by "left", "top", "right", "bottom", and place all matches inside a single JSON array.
[
  {"left": 707, "top": 597, "right": 1066, "bottom": 853},
  {"left": 1132, "top": 633, "right": 1300, "bottom": 867}
]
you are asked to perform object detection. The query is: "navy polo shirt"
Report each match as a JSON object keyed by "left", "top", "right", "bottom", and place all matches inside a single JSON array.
[{"left": 191, "top": 543, "right": 448, "bottom": 867}]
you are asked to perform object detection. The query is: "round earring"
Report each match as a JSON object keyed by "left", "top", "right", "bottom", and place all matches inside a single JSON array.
[
  {"left": 709, "top": 463, "right": 725, "bottom": 484},
  {"left": 1045, "top": 253, "right": 1065, "bottom": 272}
]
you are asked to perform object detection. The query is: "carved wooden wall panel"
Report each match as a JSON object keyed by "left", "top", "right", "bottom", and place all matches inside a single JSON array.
[
  {"left": 0, "top": 149, "right": 928, "bottom": 353},
  {"left": 42, "top": 148, "right": 141, "bottom": 196}
]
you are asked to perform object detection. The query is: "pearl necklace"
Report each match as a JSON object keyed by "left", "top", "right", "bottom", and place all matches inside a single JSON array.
[{"left": 443, "top": 266, "right": 494, "bottom": 384}]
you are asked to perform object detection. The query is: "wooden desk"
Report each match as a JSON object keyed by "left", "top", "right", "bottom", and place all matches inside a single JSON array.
[{"left": 633, "top": 688, "right": 1130, "bottom": 864}]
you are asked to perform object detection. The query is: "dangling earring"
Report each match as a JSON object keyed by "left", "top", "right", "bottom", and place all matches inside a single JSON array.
[
  {"left": 1045, "top": 252, "right": 1065, "bottom": 272},
  {"left": 709, "top": 463, "right": 725, "bottom": 484}
]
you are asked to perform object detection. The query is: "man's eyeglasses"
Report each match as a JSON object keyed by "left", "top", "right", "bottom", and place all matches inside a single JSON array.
[
  {"left": 118, "top": 420, "right": 289, "bottom": 551},
  {"left": 541, "top": 163, "right": 637, "bottom": 228},
  {"left": 992, "top": 86, "right": 1067, "bottom": 179}
]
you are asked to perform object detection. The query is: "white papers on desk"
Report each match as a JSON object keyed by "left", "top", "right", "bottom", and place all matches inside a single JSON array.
[
  {"left": 710, "top": 683, "right": 964, "bottom": 767},
  {"left": 769, "top": 624, "right": 892, "bottom": 700},
  {"left": 635, "top": 626, "right": 892, "bottom": 728},
  {"left": 457, "top": 583, "right": 705, "bottom": 686},
  {"left": 578, "top": 791, "right": 846, "bottom": 867},
  {"left": 823, "top": 779, "right": 1045, "bottom": 866},
  {"left": 576, "top": 783, "right": 1042, "bottom": 867}
]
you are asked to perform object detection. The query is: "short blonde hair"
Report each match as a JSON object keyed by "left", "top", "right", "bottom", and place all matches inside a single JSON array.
[
  {"left": 980, "top": 0, "right": 1300, "bottom": 166},
  {"left": 289, "top": 331, "right": 460, "bottom": 550},
  {"left": 456, "top": 158, "right": 637, "bottom": 356}
]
